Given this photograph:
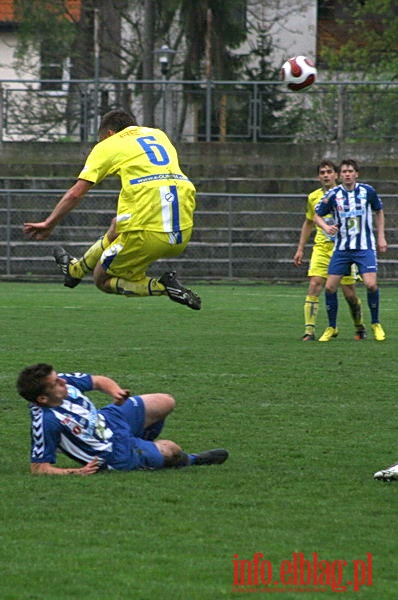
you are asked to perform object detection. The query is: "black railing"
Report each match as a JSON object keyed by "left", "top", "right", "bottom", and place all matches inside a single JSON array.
[
  {"left": 1, "top": 79, "right": 398, "bottom": 143},
  {"left": 1, "top": 188, "right": 398, "bottom": 281}
]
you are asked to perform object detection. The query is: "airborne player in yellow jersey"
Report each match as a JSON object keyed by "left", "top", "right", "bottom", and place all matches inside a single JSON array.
[
  {"left": 293, "top": 160, "right": 365, "bottom": 341},
  {"left": 23, "top": 110, "right": 201, "bottom": 310}
]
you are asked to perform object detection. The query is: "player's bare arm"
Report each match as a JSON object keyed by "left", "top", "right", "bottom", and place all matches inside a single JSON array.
[
  {"left": 91, "top": 375, "right": 131, "bottom": 405},
  {"left": 294, "top": 219, "right": 313, "bottom": 266},
  {"left": 23, "top": 179, "right": 93, "bottom": 240},
  {"left": 31, "top": 457, "right": 100, "bottom": 476},
  {"left": 312, "top": 213, "right": 338, "bottom": 237},
  {"left": 375, "top": 209, "right": 387, "bottom": 253}
]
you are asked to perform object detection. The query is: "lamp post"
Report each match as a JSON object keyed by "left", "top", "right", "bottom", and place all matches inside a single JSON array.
[
  {"left": 154, "top": 44, "right": 175, "bottom": 131},
  {"left": 93, "top": 8, "right": 100, "bottom": 137}
]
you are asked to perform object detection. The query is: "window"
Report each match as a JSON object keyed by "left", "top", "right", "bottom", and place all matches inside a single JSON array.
[
  {"left": 40, "top": 42, "right": 64, "bottom": 92},
  {"left": 318, "top": 1, "right": 335, "bottom": 20}
]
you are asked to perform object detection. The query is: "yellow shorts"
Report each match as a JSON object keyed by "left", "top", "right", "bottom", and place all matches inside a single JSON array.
[
  {"left": 100, "top": 228, "right": 192, "bottom": 280},
  {"left": 308, "top": 244, "right": 357, "bottom": 285}
]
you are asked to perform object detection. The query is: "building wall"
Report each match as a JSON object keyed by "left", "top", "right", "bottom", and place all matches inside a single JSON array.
[
  {"left": 236, "top": 1, "right": 317, "bottom": 69},
  {"left": 0, "top": 31, "right": 18, "bottom": 79},
  {"left": 0, "top": 1, "right": 319, "bottom": 82},
  {"left": 266, "top": 0, "right": 317, "bottom": 65}
]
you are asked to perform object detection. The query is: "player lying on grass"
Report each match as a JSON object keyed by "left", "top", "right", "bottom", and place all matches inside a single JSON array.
[
  {"left": 17, "top": 363, "right": 228, "bottom": 475},
  {"left": 374, "top": 460, "right": 398, "bottom": 482},
  {"left": 23, "top": 109, "right": 201, "bottom": 310}
]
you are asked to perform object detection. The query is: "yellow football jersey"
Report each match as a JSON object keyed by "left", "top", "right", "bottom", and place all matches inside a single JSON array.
[
  {"left": 306, "top": 187, "right": 335, "bottom": 248},
  {"left": 78, "top": 126, "right": 196, "bottom": 233}
]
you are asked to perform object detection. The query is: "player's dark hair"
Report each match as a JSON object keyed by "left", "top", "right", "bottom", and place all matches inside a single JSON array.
[
  {"left": 317, "top": 159, "right": 338, "bottom": 173},
  {"left": 339, "top": 158, "right": 359, "bottom": 172},
  {"left": 98, "top": 109, "right": 137, "bottom": 137},
  {"left": 16, "top": 363, "right": 53, "bottom": 402}
]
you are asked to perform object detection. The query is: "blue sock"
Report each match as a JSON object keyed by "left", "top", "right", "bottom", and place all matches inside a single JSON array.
[
  {"left": 141, "top": 419, "right": 165, "bottom": 441},
  {"left": 325, "top": 291, "right": 338, "bottom": 328},
  {"left": 367, "top": 289, "right": 380, "bottom": 323},
  {"left": 174, "top": 452, "right": 195, "bottom": 467}
]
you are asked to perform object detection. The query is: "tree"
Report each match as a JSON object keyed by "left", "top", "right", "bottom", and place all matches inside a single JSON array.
[
  {"left": 9, "top": 0, "right": 313, "bottom": 142},
  {"left": 15, "top": 0, "right": 127, "bottom": 80},
  {"left": 13, "top": 0, "right": 136, "bottom": 138},
  {"left": 13, "top": 0, "right": 77, "bottom": 78},
  {"left": 320, "top": 0, "right": 398, "bottom": 79},
  {"left": 316, "top": 0, "right": 398, "bottom": 142}
]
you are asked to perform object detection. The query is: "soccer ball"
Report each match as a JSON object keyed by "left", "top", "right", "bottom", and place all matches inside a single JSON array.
[{"left": 280, "top": 56, "right": 317, "bottom": 91}]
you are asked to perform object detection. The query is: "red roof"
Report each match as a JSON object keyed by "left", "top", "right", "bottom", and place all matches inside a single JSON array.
[
  {"left": 0, "top": 0, "right": 14, "bottom": 21},
  {"left": 0, "top": 0, "right": 81, "bottom": 23}
]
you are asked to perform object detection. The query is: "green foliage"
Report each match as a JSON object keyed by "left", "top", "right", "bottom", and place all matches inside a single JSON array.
[
  {"left": 180, "top": 0, "right": 248, "bottom": 80},
  {"left": 321, "top": 0, "right": 398, "bottom": 78},
  {"left": 342, "top": 83, "right": 398, "bottom": 140},
  {"left": 239, "top": 32, "right": 289, "bottom": 139},
  {"left": 1, "top": 282, "right": 398, "bottom": 599},
  {"left": 14, "top": 0, "right": 76, "bottom": 59},
  {"left": 10, "top": 1, "right": 294, "bottom": 141},
  {"left": 209, "top": 0, "right": 248, "bottom": 51}
]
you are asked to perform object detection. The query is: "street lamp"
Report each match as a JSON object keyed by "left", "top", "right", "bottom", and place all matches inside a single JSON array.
[
  {"left": 157, "top": 43, "right": 175, "bottom": 76},
  {"left": 154, "top": 44, "right": 176, "bottom": 130}
]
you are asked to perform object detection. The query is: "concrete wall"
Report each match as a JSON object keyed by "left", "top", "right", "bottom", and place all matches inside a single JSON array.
[
  {"left": 2, "top": 140, "right": 398, "bottom": 281},
  {"left": 2, "top": 141, "right": 398, "bottom": 173}
]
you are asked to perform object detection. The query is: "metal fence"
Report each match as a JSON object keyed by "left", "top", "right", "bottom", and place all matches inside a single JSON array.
[
  {"left": 1, "top": 79, "right": 398, "bottom": 143},
  {"left": 2, "top": 188, "right": 398, "bottom": 282}
]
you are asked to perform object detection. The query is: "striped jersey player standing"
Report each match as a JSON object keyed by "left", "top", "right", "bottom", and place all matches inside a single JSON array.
[
  {"left": 293, "top": 160, "right": 365, "bottom": 342},
  {"left": 315, "top": 159, "right": 387, "bottom": 341},
  {"left": 23, "top": 109, "right": 201, "bottom": 310}
]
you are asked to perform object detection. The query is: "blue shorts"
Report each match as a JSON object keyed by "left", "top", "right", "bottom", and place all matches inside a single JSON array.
[
  {"left": 328, "top": 249, "right": 377, "bottom": 276},
  {"left": 99, "top": 396, "right": 164, "bottom": 471}
]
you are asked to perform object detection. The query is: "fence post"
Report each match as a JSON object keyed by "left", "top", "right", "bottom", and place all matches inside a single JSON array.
[
  {"left": 337, "top": 83, "right": 345, "bottom": 143},
  {"left": 228, "top": 195, "right": 233, "bottom": 279},
  {"left": 205, "top": 79, "right": 212, "bottom": 142},
  {"left": 0, "top": 83, "right": 3, "bottom": 143},
  {"left": 251, "top": 82, "right": 259, "bottom": 143},
  {"left": 5, "top": 181, "right": 11, "bottom": 276}
]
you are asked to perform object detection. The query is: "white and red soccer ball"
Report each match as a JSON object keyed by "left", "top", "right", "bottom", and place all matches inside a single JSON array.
[{"left": 281, "top": 56, "right": 317, "bottom": 91}]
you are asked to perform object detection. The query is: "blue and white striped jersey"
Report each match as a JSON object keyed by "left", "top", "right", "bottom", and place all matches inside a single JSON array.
[
  {"left": 30, "top": 372, "right": 114, "bottom": 467},
  {"left": 316, "top": 183, "right": 383, "bottom": 251}
]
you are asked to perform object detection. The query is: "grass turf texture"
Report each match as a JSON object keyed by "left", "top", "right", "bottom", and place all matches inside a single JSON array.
[{"left": 0, "top": 281, "right": 397, "bottom": 599}]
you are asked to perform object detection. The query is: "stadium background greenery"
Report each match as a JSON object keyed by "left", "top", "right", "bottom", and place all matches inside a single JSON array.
[{"left": 0, "top": 281, "right": 397, "bottom": 599}]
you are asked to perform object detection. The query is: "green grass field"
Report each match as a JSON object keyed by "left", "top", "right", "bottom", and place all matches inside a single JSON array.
[{"left": 0, "top": 281, "right": 397, "bottom": 600}]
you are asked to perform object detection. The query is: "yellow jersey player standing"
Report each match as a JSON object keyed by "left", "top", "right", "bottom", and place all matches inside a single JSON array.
[
  {"left": 293, "top": 160, "right": 365, "bottom": 340},
  {"left": 23, "top": 109, "right": 201, "bottom": 310}
]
